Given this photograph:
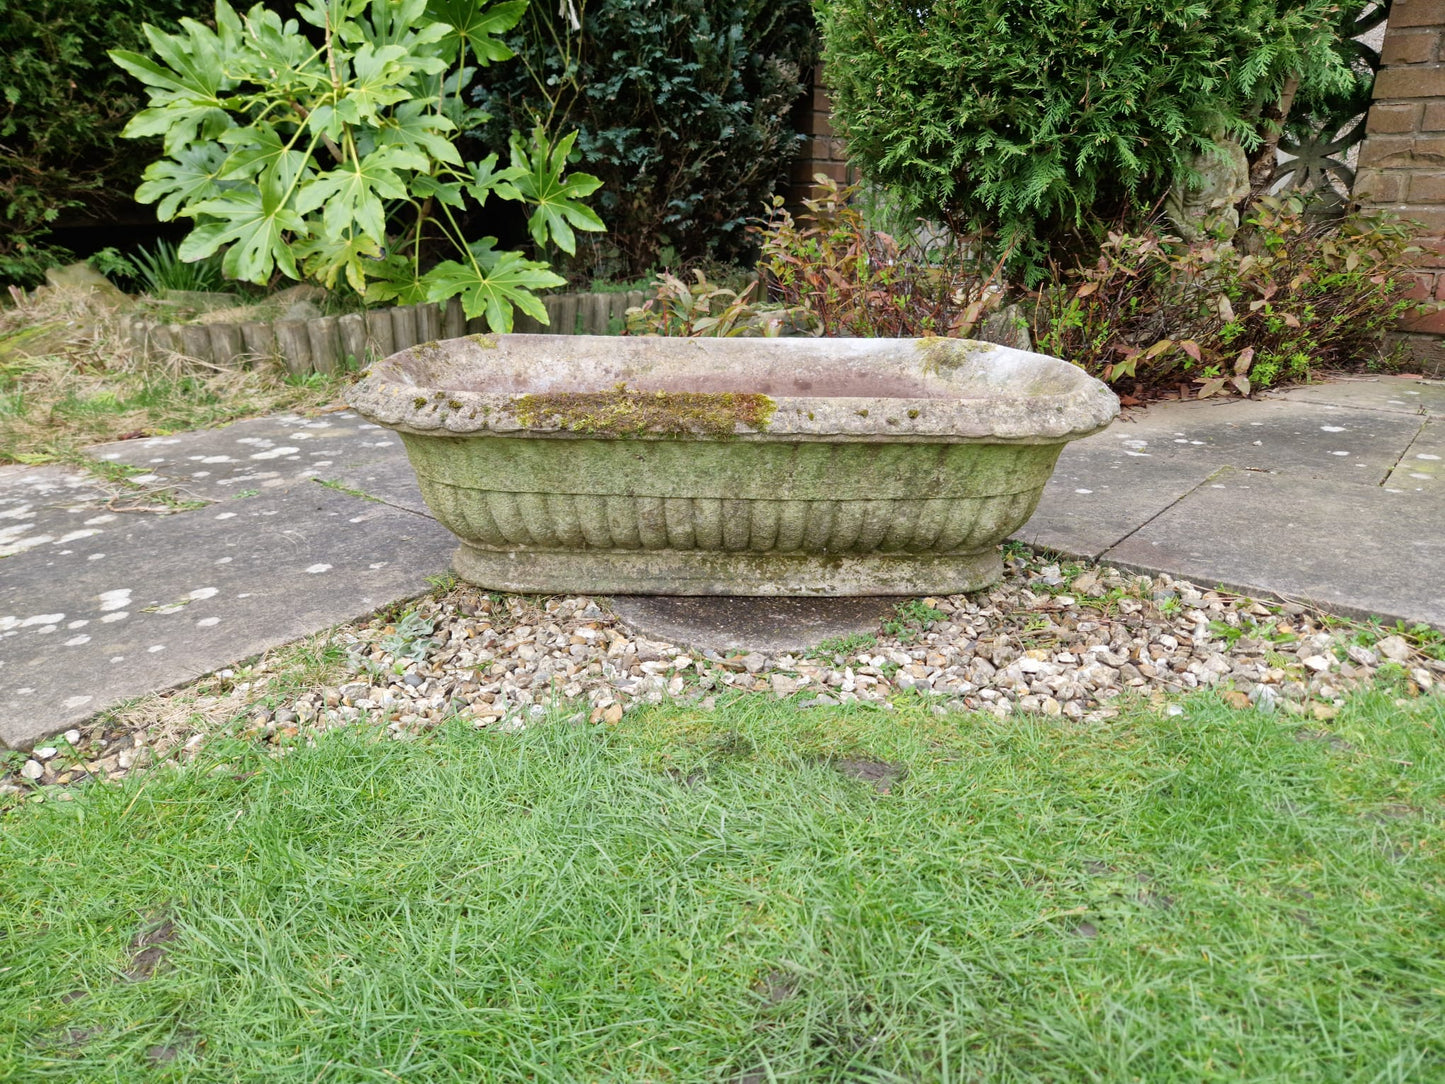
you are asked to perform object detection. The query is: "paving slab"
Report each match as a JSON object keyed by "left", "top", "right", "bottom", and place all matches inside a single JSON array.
[
  {"left": 1101, "top": 467, "right": 1445, "bottom": 627},
  {"left": 1017, "top": 445, "right": 1223, "bottom": 559},
  {"left": 608, "top": 595, "right": 900, "bottom": 654},
  {"left": 0, "top": 483, "right": 454, "bottom": 749},
  {"left": 1385, "top": 418, "right": 1445, "bottom": 493},
  {"left": 1088, "top": 396, "right": 1426, "bottom": 483},
  {"left": 1274, "top": 375, "right": 1445, "bottom": 417},
  {"left": 0, "top": 464, "right": 115, "bottom": 560},
  {"left": 90, "top": 410, "right": 418, "bottom": 506}
]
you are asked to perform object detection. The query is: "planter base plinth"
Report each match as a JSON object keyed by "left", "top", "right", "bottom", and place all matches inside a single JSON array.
[{"left": 452, "top": 544, "right": 1003, "bottom": 597}]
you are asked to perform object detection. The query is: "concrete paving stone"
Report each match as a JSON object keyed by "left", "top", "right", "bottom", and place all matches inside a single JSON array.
[
  {"left": 1103, "top": 467, "right": 1445, "bottom": 628},
  {"left": 1018, "top": 438, "right": 1223, "bottom": 559},
  {"left": 0, "top": 464, "right": 115, "bottom": 559},
  {"left": 1097, "top": 396, "right": 1426, "bottom": 483},
  {"left": 608, "top": 595, "right": 901, "bottom": 654},
  {"left": 1273, "top": 375, "right": 1445, "bottom": 417},
  {"left": 0, "top": 485, "right": 455, "bottom": 749},
  {"left": 1385, "top": 417, "right": 1445, "bottom": 493},
  {"left": 89, "top": 411, "right": 410, "bottom": 503}
]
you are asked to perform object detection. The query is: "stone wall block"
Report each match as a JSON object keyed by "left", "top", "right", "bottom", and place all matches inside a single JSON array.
[
  {"left": 1410, "top": 171, "right": 1445, "bottom": 201},
  {"left": 1353, "top": 168, "right": 1407, "bottom": 202}
]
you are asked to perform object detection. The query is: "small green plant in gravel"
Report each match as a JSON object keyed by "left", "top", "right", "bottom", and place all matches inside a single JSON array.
[
  {"left": 808, "top": 632, "right": 878, "bottom": 661},
  {"left": 2, "top": 689, "right": 1443, "bottom": 1079},
  {"left": 882, "top": 598, "right": 948, "bottom": 642},
  {"left": 379, "top": 609, "right": 435, "bottom": 664}
]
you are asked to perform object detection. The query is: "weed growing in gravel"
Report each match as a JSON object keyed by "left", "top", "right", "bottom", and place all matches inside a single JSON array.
[
  {"left": 808, "top": 632, "right": 878, "bottom": 661},
  {"left": 882, "top": 598, "right": 948, "bottom": 641}
]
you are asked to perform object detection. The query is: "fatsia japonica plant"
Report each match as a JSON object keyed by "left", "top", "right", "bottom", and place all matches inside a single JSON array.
[{"left": 109, "top": 0, "right": 603, "bottom": 330}]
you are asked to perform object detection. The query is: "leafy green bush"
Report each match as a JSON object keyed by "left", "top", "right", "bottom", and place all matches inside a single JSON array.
[
  {"left": 818, "top": 0, "right": 1360, "bottom": 281},
  {"left": 1033, "top": 195, "right": 1426, "bottom": 397},
  {"left": 0, "top": 0, "right": 195, "bottom": 286},
  {"left": 757, "top": 177, "right": 1001, "bottom": 338},
  {"left": 624, "top": 270, "right": 812, "bottom": 337},
  {"left": 470, "top": 0, "right": 816, "bottom": 279},
  {"left": 112, "top": 0, "right": 602, "bottom": 330}
]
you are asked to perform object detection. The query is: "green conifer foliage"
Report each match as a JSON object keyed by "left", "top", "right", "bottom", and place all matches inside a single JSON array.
[{"left": 818, "top": 0, "right": 1361, "bottom": 280}]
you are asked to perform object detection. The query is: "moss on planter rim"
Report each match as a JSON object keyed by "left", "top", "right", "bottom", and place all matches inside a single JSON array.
[{"left": 513, "top": 383, "right": 776, "bottom": 436}]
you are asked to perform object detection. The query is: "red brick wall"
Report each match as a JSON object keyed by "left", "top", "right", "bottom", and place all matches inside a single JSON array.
[
  {"left": 1354, "top": 0, "right": 1445, "bottom": 372},
  {"left": 785, "top": 66, "right": 855, "bottom": 203}
]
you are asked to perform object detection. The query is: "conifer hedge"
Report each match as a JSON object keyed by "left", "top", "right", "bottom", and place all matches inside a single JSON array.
[{"left": 818, "top": 0, "right": 1362, "bottom": 279}]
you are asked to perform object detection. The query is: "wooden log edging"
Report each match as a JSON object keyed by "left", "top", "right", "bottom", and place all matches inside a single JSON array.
[{"left": 126, "top": 289, "right": 652, "bottom": 376}]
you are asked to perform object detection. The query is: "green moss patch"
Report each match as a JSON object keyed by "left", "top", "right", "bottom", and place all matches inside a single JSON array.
[{"left": 513, "top": 383, "right": 775, "bottom": 436}]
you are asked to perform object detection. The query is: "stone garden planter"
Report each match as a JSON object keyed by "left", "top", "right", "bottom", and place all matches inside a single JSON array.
[{"left": 349, "top": 334, "right": 1118, "bottom": 595}]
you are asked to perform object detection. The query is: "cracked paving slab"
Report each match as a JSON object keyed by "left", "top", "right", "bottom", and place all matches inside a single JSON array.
[
  {"left": 0, "top": 482, "right": 455, "bottom": 749},
  {"left": 1102, "top": 467, "right": 1445, "bottom": 628},
  {"left": 1385, "top": 418, "right": 1444, "bottom": 494}
]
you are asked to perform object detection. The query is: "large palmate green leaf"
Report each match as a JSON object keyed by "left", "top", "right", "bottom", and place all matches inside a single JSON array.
[
  {"left": 110, "top": 29, "right": 234, "bottom": 157},
  {"left": 294, "top": 231, "right": 386, "bottom": 294},
  {"left": 116, "top": 0, "right": 599, "bottom": 302},
  {"left": 182, "top": 180, "right": 308, "bottom": 283},
  {"left": 218, "top": 127, "right": 313, "bottom": 190},
  {"left": 426, "top": 0, "right": 527, "bottom": 64},
  {"left": 377, "top": 100, "right": 463, "bottom": 167},
  {"left": 296, "top": 145, "right": 426, "bottom": 243},
  {"left": 135, "top": 145, "right": 228, "bottom": 221},
  {"left": 422, "top": 242, "right": 564, "bottom": 331},
  {"left": 508, "top": 129, "right": 603, "bottom": 255}
]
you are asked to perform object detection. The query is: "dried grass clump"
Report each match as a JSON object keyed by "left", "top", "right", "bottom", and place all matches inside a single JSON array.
[{"left": 1, "top": 283, "right": 344, "bottom": 463}]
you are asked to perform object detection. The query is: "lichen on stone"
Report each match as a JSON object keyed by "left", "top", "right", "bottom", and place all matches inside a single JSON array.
[
  {"left": 917, "top": 336, "right": 991, "bottom": 376},
  {"left": 512, "top": 383, "right": 775, "bottom": 436}
]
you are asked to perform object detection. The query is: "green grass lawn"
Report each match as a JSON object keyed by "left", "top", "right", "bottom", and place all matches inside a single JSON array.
[{"left": 3, "top": 689, "right": 1443, "bottom": 1082}]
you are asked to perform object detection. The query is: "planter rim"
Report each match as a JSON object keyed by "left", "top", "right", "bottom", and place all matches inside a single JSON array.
[{"left": 349, "top": 333, "right": 1119, "bottom": 444}]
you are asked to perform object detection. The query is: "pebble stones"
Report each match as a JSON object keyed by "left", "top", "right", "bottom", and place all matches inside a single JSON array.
[{"left": 4, "top": 550, "right": 1442, "bottom": 802}]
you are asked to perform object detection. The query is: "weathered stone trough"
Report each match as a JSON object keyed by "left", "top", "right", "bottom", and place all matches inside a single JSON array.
[{"left": 349, "top": 335, "right": 1118, "bottom": 595}]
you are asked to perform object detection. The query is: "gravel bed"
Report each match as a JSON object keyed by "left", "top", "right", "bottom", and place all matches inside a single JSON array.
[{"left": 4, "top": 549, "right": 1441, "bottom": 805}]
